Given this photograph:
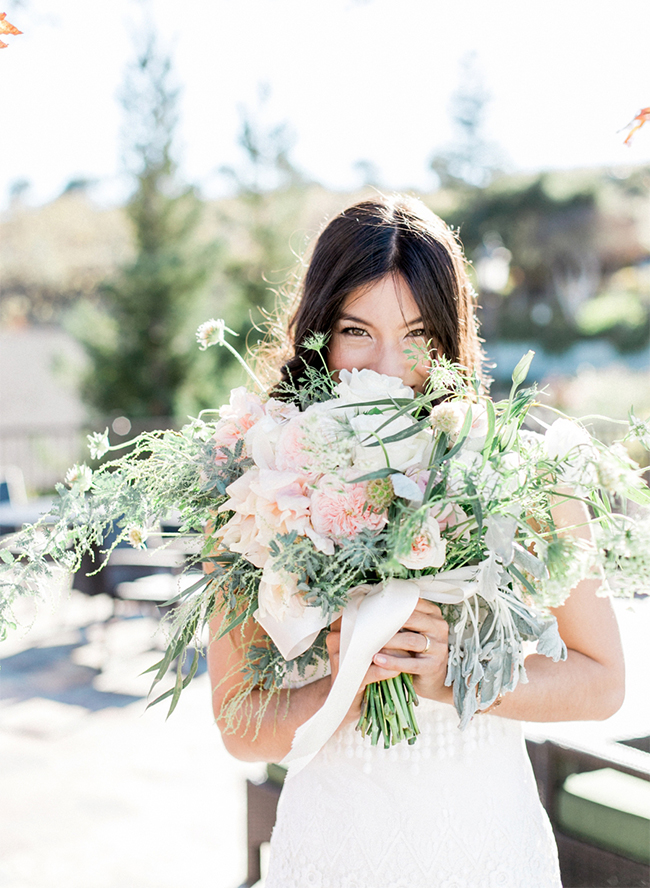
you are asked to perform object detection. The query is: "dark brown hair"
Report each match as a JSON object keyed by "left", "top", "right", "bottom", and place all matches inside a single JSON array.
[{"left": 278, "top": 194, "right": 483, "bottom": 386}]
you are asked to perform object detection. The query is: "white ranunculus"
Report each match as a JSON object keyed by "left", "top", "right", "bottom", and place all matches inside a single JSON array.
[{"left": 334, "top": 368, "right": 414, "bottom": 405}]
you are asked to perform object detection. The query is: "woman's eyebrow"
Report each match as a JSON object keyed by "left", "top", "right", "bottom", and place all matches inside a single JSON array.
[
  {"left": 338, "top": 313, "right": 371, "bottom": 325},
  {"left": 338, "top": 313, "right": 423, "bottom": 328}
]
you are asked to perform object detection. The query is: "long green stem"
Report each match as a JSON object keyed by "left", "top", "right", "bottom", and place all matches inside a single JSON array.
[
  {"left": 358, "top": 675, "right": 421, "bottom": 748},
  {"left": 220, "top": 339, "right": 265, "bottom": 391}
]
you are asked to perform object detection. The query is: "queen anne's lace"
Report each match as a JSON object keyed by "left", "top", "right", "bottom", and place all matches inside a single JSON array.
[{"left": 266, "top": 698, "right": 561, "bottom": 888}]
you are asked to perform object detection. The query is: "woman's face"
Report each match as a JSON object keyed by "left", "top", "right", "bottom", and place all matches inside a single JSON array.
[{"left": 327, "top": 275, "right": 433, "bottom": 392}]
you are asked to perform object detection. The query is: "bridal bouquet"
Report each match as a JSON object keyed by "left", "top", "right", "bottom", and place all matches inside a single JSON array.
[{"left": 1, "top": 322, "right": 649, "bottom": 764}]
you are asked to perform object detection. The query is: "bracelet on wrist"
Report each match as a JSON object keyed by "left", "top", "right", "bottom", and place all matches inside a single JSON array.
[{"left": 478, "top": 691, "right": 504, "bottom": 715}]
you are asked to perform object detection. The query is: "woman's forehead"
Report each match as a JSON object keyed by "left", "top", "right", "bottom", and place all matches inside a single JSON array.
[{"left": 341, "top": 274, "right": 420, "bottom": 317}]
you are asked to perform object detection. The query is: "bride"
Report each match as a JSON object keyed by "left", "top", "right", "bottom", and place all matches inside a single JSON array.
[{"left": 206, "top": 195, "right": 625, "bottom": 887}]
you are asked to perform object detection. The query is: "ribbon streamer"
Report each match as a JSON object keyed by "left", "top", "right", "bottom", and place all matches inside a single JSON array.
[{"left": 258, "top": 559, "right": 498, "bottom": 777}]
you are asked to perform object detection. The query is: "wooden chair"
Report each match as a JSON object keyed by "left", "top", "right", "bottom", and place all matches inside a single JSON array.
[{"left": 239, "top": 765, "right": 286, "bottom": 888}]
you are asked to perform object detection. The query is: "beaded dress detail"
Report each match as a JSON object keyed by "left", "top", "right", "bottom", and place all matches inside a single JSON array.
[{"left": 265, "top": 696, "right": 561, "bottom": 888}]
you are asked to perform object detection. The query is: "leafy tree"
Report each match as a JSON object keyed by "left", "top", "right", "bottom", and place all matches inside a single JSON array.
[
  {"left": 215, "top": 88, "right": 312, "bottom": 384},
  {"left": 73, "top": 33, "right": 218, "bottom": 420},
  {"left": 430, "top": 53, "right": 507, "bottom": 191}
]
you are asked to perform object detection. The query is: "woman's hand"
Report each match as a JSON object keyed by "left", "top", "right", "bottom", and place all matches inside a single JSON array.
[
  {"left": 372, "top": 599, "right": 452, "bottom": 704},
  {"left": 326, "top": 598, "right": 452, "bottom": 727}
]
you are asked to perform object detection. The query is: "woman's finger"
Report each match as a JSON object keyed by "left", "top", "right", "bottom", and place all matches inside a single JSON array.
[
  {"left": 380, "top": 630, "right": 434, "bottom": 655},
  {"left": 401, "top": 611, "right": 448, "bottom": 640},
  {"left": 411, "top": 599, "right": 443, "bottom": 616},
  {"left": 372, "top": 645, "right": 446, "bottom": 675}
]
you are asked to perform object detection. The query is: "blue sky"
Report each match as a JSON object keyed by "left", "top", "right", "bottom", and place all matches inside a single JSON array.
[{"left": 1, "top": 0, "right": 650, "bottom": 208}]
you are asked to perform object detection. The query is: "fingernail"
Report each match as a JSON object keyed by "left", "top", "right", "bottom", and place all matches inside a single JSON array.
[{"left": 374, "top": 654, "right": 387, "bottom": 665}]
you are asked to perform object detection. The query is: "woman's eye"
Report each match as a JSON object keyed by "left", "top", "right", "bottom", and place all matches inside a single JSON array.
[
  {"left": 408, "top": 328, "right": 426, "bottom": 338},
  {"left": 341, "top": 326, "right": 369, "bottom": 337}
]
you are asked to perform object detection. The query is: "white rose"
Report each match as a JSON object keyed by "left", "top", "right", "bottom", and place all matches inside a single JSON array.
[
  {"left": 244, "top": 413, "right": 287, "bottom": 471},
  {"left": 461, "top": 401, "right": 489, "bottom": 452},
  {"left": 257, "top": 566, "right": 304, "bottom": 621},
  {"left": 349, "top": 411, "right": 431, "bottom": 473},
  {"left": 334, "top": 368, "right": 414, "bottom": 405},
  {"left": 544, "top": 419, "right": 598, "bottom": 489},
  {"left": 544, "top": 419, "right": 593, "bottom": 461}
]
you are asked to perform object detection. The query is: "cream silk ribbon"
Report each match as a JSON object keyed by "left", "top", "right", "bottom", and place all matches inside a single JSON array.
[{"left": 255, "top": 559, "right": 499, "bottom": 778}]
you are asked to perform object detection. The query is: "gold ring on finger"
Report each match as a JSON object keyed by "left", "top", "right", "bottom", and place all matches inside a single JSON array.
[{"left": 420, "top": 633, "right": 431, "bottom": 654}]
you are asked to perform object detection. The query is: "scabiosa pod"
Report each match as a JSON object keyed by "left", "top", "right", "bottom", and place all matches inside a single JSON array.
[{"left": 195, "top": 318, "right": 264, "bottom": 391}]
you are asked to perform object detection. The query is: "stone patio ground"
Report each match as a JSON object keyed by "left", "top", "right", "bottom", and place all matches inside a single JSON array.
[{"left": 0, "top": 583, "right": 648, "bottom": 888}]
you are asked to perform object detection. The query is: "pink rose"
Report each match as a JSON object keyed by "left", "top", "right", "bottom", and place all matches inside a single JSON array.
[
  {"left": 211, "top": 418, "right": 248, "bottom": 465},
  {"left": 398, "top": 513, "right": 447, "bottom": 570},
  {"left": 220, "top": 387, "right": 266, "bottom": 424},
  {"left": 275, "top": 414, "right": 310, "bottom": 472}
]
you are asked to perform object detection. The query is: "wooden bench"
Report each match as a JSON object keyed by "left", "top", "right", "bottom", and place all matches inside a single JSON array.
[{"left": 526, "top": 735, "right": 650, "bottom": 887}]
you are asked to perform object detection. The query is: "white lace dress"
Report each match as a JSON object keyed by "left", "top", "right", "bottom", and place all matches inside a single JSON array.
[{"left": 265, "top": 696, "right": 561, "bottom": 888}]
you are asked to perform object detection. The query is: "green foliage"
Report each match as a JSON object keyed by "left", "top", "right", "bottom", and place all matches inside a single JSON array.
[
  {"left": 72, "top": 33, "right": 219, "bottom": 420},
  {"left": 446, "top": 173, "right": 597, "bottom": 273},
  {"left": 576, "top": 290, "right": 649, "bottom": 336},
  {"left": 428, "top": 168, "right": 650, "bottom": 358}
]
